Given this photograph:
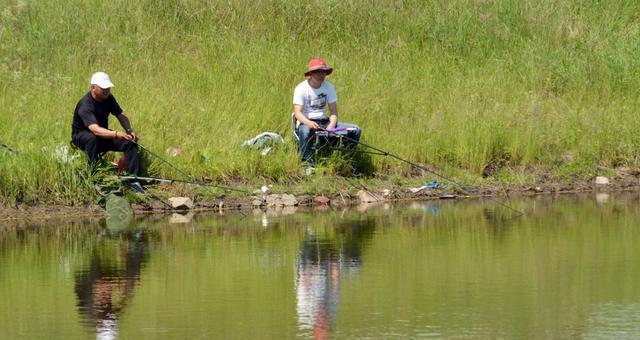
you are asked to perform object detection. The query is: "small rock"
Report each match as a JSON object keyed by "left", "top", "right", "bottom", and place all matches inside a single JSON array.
[
  {"left": 534, "top": 187, "right": 543, "bottom": 193},
  {"left": 168, "top": 197, "right": 193, "bottom": 210},
  {"left": 281, "top": 194, "right": 298, "bottom": 206},
  {"left": 313, "top": 195, "right": 331, "bottom": 206},
  {"left": 296, "top": 195, "right": 313, "bottom": 205},
  {"left": 265, "top": 194, "right": 283, "bottom": 206},
  {"left": 381, "top": 189, "right": 392, "bottom": 197},
  {"left": 252, "top": 199, "right": 263, "bottom": 207},
  {"left": 357, "top": 190, "right": 380, "bottom": 203},
  {"left": 594, "top": 176, "right": 609, "bottom": 185}
]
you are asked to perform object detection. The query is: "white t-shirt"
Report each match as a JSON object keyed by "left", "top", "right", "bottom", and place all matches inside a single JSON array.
[{"left": 292, "top": 80, "right": 337, "bottom": 120}]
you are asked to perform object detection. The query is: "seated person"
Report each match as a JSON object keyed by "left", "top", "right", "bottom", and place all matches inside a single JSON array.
[
  {"left": 292, "top": 58, "right": 361, "bottom": 165},
  {"left": 71, "top": 72, "right": 143, "bottom": 191}
]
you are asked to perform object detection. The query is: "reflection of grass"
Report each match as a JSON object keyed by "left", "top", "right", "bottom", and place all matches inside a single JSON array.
[{"left": 1, "top": 1, "right": 640, "bottom": 204}]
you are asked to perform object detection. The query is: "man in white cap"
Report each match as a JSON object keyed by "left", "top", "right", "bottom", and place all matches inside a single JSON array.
[
  {"left": 292, "top": 58, "right": 361, "bottom": 170},
  {"left": 71, "top": 72, "right": 143, "bottom": 190}
]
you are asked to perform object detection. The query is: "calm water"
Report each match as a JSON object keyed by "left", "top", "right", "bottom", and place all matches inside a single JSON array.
[{"left": 1, "top": 193, "right": 640, "bottom": 339}]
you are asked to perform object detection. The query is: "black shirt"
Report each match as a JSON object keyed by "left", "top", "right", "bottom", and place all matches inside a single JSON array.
[{"left": 71, "top": 91, "right": 123, "bottom": 136}]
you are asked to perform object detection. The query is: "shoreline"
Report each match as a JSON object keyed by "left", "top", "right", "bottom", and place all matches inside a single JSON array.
[{"left": 2, "top": 172, "right": 638, "bottom": 223}]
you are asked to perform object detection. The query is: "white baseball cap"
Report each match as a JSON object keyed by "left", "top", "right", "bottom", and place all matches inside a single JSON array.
[{"left": 90, "top": 72, "right": 115, "bottom": 89}]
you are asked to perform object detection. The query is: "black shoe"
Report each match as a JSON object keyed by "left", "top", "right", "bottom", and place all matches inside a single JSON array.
[{"left": 126, "top": 181, "right": 145, "bottom": 193}]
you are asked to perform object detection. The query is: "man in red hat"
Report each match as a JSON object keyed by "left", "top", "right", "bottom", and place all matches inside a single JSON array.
[{"left": 292, "top": 58, "right": 361, "bottom": 168}]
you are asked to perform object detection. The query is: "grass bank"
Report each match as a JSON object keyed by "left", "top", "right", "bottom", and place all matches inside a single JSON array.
[{"left": 1, "top": 0, "right": 639, "bottom": 206}]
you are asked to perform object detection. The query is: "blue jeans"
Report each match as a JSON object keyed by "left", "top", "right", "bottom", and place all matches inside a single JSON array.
[{"left": 296, "top": 122, "right": 362, "bottom": 164}]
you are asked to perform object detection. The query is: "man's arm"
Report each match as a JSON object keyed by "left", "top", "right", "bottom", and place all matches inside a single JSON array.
[
  {"left": 115, "top": 113, "right": 137, "bottom": 141},
  {"left": 327, "top": 102, "right": 338, "bottom": 130},
  {"left": 293, "top": 104, "right": 320, "bottom": 130},
  {"left": 87, "top": 124, "right": 128, "bottom": 140}
]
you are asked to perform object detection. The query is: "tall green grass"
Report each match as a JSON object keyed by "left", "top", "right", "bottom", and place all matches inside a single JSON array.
[{"left": 1, "top": 0, "right": 639, "bottom": 204}]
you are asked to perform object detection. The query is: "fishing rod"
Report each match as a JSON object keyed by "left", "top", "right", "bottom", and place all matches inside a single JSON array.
[
  {"left": 116, "top": 175, "right": 248, "bottom": 193},
  {"left": 322, "top": 129, "right": 524, "bottom": 216},
  {"left": 130, "top": 140, "right": 250, "bottom": 194}
]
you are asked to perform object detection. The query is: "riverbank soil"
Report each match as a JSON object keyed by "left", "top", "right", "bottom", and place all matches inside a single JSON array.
[{"left": 1, "top": 166, "right": 638, "bottom": 222}]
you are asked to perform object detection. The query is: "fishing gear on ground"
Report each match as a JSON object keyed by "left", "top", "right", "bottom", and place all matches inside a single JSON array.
[{"left": 320, "top": 128, "right": 524, "bottom": 217}]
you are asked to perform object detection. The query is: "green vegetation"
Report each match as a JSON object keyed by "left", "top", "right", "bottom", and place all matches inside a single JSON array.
[{"left": 1, "top": 0, "right": 639, "bottom": 205}]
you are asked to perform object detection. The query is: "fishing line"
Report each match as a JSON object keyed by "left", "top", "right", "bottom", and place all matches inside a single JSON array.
[
  {"left": 117, "top": 175, "right": 251, "bottom": 215},
  {"left": 130, "top": 140, "right": 250, "bottom": 194},
  {"left": 116, "top": 175, "right": 248, "bottom": 193},
  {"left": 340, "top": 175, "right": 383, "bottom": 202},
  {"left": 321, "top": 129, "right": 524, "bottom": 217}
]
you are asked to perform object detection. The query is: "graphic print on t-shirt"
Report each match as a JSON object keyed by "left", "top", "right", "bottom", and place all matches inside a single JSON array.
[{"left": 309, "top": 93, "right": 327, "bottom": 110}]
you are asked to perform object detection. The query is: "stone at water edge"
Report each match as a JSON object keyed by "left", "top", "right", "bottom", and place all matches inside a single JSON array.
[
  {"left": 313, "top": 195, "right": 331, "bottom": 206},
  {"left": 594, "top": 176, "right": 610, "bottom": 185},
  {"left": 264, "top": 194, "right": 298, "bottom": 207},
  {"left": 357, "top": 190, "right": 380, "bottom": 203},
  {"left": 265, "top": 194, "right": 283, "bottom": 207},
  {"left": 280, "top": 194, "right": 298, "bottom": 206},
  {"left": 168, "top": 197, "right": 194, "bottom": 210}
]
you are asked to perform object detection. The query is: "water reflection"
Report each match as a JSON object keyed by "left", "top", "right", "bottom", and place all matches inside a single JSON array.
[
  {"left": 295, "top": 219, "right": 376, "bottom": 339},
  {"left": 74, "top": 223, "right": 149, "bottom": 340},
  {"left": 585, "top": 302, "right": 640, "bottom": 338},
  {"left": 4, "top": 194, "right": 640, "bottom": 339}
]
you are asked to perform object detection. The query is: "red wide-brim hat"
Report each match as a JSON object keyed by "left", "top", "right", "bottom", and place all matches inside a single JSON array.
[{"left": 304, "top": 58, "right": 333, "bottom": 76}]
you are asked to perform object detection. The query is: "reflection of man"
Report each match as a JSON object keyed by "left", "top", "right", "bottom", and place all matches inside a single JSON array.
[
  {"left": 296, "top": 240, "right": 342, "bottom": 340},
  {"left": 74, "top": 228, "right": 147, "bottom": 340},
  {"left": 295, "top": 221, "right": 375, "bottom": 339}
]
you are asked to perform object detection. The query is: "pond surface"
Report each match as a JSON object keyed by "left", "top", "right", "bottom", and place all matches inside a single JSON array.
[{"left": 1, "top": 193, "right": 640, "bottom": 339}]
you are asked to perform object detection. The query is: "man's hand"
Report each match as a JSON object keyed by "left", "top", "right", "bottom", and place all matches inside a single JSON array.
[
  {"left": 306, "top": 120, "right": 320, "bottom": 130},
  {"left": 128, "top": 131, "right": 138, "bottom": 142},
  {"left": 115, "top": 131, "right": 132, "bottom": 141}
]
